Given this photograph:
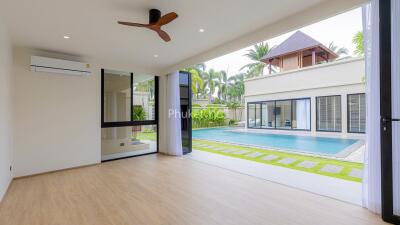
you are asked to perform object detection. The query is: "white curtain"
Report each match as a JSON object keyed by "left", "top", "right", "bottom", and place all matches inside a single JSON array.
[
  {"left": 391, "top": 0, "right": 400, "bottom": 216},
  {"left": 362, "top": 0, "right": 382, "bottom": 214},
  {"left": 159, "top": 71, "right": 183, "bottom": 156},
  {"left": 295, "top": 99, "right": 311, "bottom": 130}
]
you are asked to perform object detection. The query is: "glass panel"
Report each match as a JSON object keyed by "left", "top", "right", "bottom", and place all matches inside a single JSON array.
[
  {"left": 276, "top": 100, "right": 292, "bottom": 129},
  {"left": 261, "top": 102, "right": 275, "bottom": 128},
  {"left": 179, "top": 72, "right": 189, "bottom": 85},
  {"left": 348, "top": 94, "right": 366, "bottom": 133},
  {"left": 255, "top": 104, "right": 261, "bottom": 128},
  {"left": 133, "top": 74, "right": 156, "bottom": 121},
  {"left": 292, "top": 99, "right": 311, "bottom": 130},
  {"left": 101, "top": 125, "right": 157, "bottom": 160},
  {"left": 248, "top": 104, "right": 256, "bottom": 128},
  {"left": 317, "top": 96, "right": 341, "bottom": 132},
  {"left": 103, "top": 70, "right": 131, "bottom": 122}
]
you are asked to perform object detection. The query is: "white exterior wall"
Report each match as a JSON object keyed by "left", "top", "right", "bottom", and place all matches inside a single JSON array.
[{"left": 244, "top": 57, "right": 365, "bottom": 138}]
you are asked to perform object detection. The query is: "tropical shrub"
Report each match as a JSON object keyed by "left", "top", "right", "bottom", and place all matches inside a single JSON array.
[
  {"left": 192, "top": 108, "right": 226, "bottom": 128},
  {"left": 132, "top": 105, "right": 146, "bottom": 120}
]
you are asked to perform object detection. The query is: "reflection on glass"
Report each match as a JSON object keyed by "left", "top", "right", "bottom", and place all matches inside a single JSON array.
[
  {"left": 255, "top": 104, "right": 261, "bottom": 128},
  {"left": 292, "top": 99, "right": 311, "bottom": 130},
  {"left": 275, "top": 100, "right": 292, "bottom": 129},
  {"left": 103, "top": 70, "right": 131, "bottom": 122},
  {"left": 101, "top": 125, "right": 157, "bottom": 160},
  {"left": 133, "top": 74, "right": 156, "bottom": 121},
  {"left": 248, "top": 104, "right": 256, "bottom": 128},
  {"left": 261, "top": 102, "right": 275, "bottom": 128}
]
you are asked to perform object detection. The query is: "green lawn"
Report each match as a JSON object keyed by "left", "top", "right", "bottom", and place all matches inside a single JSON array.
[
  {"left": 134, "top": 131, "right": 363, "bottom": 183},
  {"left": 193, "top": 139, "right": 363, "bottom": 183},
  {"left": 136, "top": 132, "right": 157, "bottom": 141}
]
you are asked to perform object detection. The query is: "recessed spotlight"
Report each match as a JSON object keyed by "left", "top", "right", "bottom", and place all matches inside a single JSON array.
[
  {"left": 153, "top": 54, "right": 159, "bottom": 58},
  {"left": 63, "top": 35, "right": 70, "bottom": 39},
  {"left": 199, "top": 28, "right": 205, "bottom": 33}
]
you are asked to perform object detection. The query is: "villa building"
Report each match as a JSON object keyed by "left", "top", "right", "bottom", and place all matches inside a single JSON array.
[{"left": 245, "top": 31, "right": 366, "bottom": 136}]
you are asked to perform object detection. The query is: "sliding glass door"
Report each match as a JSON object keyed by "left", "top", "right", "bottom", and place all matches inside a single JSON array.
[
  {"left": 101, "top": 69, "right": 158, "bottom": 161},
  {"left": 379, "top": 0, "right": 400, "bottom": 223},
  {"left": 247, "top": 98, "right": 311, "bottom": 130}
]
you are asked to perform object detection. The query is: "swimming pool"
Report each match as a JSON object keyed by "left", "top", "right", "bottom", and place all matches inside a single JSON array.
[{"left": 192, "top": 128, "right": 359, "bottom": 156}]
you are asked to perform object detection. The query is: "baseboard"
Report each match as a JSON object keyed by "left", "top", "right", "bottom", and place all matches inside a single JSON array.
[{"left": 14, "top": 163, "right": 100, "bottom": 180}]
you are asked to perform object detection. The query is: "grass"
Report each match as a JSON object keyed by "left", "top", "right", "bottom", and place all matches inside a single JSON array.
[
  {"left": 193, "top": 139, "right": 363, "bottom": 183},
  {"left": 136, "top": 132, "right": 157, "bottom": 141},
  {"left": 134, "top": 131, "right": 363, "bottom": 183}
]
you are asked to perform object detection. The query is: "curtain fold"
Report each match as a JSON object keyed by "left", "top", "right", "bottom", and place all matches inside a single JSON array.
[
  {"left": 159, "top": 71, "right": 183, "bottom": 156},
  {"left": 391, "top": 0, "right": 400, "bottom": 216},
  {"left": 362, "top": 0, "right": 382, "bottom": 214}
]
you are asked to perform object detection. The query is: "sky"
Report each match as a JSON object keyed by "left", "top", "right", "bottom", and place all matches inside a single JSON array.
[{"left": 204, "top": 7, "right": 362, "bottom": 77}]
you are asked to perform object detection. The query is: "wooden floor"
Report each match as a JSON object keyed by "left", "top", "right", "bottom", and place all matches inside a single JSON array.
[{"left": 0, "top": 154, "right": 387, "bottom": 225}]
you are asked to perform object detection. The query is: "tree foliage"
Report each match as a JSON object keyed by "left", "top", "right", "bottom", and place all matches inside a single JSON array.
[{"left": 353, "top": 31, "right": 364, "bottom": 56}]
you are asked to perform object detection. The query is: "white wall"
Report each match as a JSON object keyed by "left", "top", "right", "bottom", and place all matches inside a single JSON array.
[
  {"left": 12, "top": 47, "right": 101, "bottom": 177},
  {"left": 244, "top": 58, "right": 366, "bottom": 137},
  {"left": 0, "top": 20, "right": 13, "bottom": 201}
]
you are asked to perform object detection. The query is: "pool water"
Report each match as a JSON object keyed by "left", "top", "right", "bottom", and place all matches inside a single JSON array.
[{"left": 192, "top": 128, "right": 358, "bottom": 155}]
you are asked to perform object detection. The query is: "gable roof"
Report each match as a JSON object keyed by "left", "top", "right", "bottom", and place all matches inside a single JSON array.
[{"left": 261, "top": 31, "right": 337, "bottom": 61}]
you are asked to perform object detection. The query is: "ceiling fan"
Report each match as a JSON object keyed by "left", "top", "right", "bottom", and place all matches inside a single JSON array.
[{"left": 118, "top": 9, "right": 178, "bottom": 42}]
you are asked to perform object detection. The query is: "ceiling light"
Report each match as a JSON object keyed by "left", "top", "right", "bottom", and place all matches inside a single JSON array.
[
  {"left": 153, "top": 54, "right": 159, "bottom": 58},
  {"left": 63, "top": 35, "right": 70, "bottom": 39},
  {"left": 199, "top": 28, "right": 205, "bottom": 33}
]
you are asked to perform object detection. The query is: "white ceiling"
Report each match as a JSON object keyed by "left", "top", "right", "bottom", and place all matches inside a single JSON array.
[{"left": 0, "top": 0, "right": 337, "bottom": 74}]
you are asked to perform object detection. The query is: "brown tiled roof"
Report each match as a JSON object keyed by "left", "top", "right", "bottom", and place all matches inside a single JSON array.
[{"left": 261, "top": 31, "right": 337, "bottom": 61}]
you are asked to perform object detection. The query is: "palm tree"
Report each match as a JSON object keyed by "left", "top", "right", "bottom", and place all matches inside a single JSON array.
[
  {"left": 328, "top": 42, "right": 349, "bottom": 57},
  {"left": 202, "top": 69, "right": 220, "bottom": 103},
  {"left": 182, "top": 67, "right": 203, "bottom": 97},
  {"left": 227, "top": 101, "right": 241, "bottom": 121},
  {"left": 353, "top": 31, "right": 364, "bottom": 56},
  {"left": 227, "top": 73, "right": 245, "bottom": 103},
  {"left": 183, "top": 63, "right": 207, "bottom": 99},
  {"left": 215, "top": 70, "right": 228, "bottom": 102},
  {"left": 240, "top": 42, "right": 272, "bottom": 77}
]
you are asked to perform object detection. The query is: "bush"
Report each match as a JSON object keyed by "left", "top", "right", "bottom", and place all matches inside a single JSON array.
[{"left": 192, "top": 108, "right": 226, "bottom": 128}]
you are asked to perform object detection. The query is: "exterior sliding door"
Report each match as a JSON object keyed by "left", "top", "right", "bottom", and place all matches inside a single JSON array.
[
  {"left": 247, "top": 98, "right": 310, "bottom": 130},
  {"left": 380, "top": 0, "right": 400, "bottom": 223},
  {"left": 101, "top": 69, "right": 158, "bottom": 161}
]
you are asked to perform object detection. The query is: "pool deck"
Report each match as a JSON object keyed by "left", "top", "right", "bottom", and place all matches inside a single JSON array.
[{"left": 186, "top": 150, "right": 362, "bottom": 205}]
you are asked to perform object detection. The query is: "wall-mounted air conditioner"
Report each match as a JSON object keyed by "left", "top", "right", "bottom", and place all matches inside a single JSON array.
[{"left": 30, "top": 56, "right": 91, "bottom": 76}]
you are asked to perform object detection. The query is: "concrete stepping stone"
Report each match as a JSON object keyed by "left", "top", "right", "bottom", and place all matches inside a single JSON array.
[
  {"left": 261, "top": 155, "right": 279, "bottom": 161},
  {"left": 348, "top": 169, "right": 363, "bottom": 179},
  {"left": 245, "top": 152, "right": 264, "bottom": 158},
  {"left": 221, "top": 149, "right": 236, "bottom": 153},
  {"left": 297, "top": 161, "right": 319, "bottom": 169},
  {"left": 320, "top": 164, "right": 343, "bottom": 174},
  {"left": 195, "top": 144, "right": 209, "bottom": 147},
  {"left": 277, "top": 158, "right": 296, "bottom": 165},
  {"left": 212, "top": 147, "right": 226, "bottom": 151},
  {"left": 232, "top": 150, "right": 250, "bottom": 155}
]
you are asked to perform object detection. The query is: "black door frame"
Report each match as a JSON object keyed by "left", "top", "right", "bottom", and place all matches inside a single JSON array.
[{"left": 379, "top": 0, "right": 400, "bottom": 223}]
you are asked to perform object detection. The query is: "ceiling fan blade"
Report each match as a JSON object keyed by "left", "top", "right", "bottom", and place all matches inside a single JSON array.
[
  {"left": 155, "top": 28, "right": 171, "bottom": 42},
  {"left": 156, "top": 12, "right": 178, "bottom": 26},
  {"left": 118, "top": 21, "right": 149, "bottom": 27}
]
